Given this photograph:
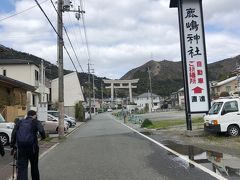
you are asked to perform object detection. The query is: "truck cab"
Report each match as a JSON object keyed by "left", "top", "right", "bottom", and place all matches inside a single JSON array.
[{"left": 204, "top": 98, "right": 240, "bottom": 136}]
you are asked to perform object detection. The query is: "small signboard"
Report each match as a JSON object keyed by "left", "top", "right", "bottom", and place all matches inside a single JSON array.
[{"left": 180, "top": 0, "right": 210, "bottom": 113}]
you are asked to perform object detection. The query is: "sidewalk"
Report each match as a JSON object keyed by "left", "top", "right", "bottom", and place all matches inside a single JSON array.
[{"left": 2, "top": 122, "right": 84, "bottom": 180}]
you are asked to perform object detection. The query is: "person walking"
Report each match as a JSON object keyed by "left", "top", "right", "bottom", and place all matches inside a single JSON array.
[
  {"left": 122, "top": 107, "right": 128, "bottom": 124},
  {"left": 0, "top": 140, "right": 5, "bottom": 157},
  {"left": 11, "top": 110, "right": 46, "bottom": 180}
]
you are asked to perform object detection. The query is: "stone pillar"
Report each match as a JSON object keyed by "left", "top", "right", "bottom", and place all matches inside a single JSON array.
[{"left": 129, "top": 83, "right": 132, "bottom": 103}]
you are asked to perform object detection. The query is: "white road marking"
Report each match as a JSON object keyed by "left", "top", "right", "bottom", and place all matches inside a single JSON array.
[{"left": 113, "top": 117, "right": 227, "bottom": 180}]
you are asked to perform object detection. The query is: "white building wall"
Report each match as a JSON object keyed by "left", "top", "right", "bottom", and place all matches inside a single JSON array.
[
  {"left": 133, "top": 97, "right": 161, "bottom": 112},
  {"left": 0, "top": 64, "right": 39, "bottom": 86},
  {"left": 0, "top": 64, "right": 49, "bottom": 110},
  {"left": 51, "top": 72, "right": 84, "bottom": 107}
]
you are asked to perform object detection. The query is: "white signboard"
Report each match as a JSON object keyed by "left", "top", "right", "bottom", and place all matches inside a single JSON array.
[{"left": 181, "top": 0, "right": 209, "bottom": 112}]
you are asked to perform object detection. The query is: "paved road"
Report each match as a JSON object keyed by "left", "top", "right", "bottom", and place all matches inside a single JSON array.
[
  {"left": 38, "top": 113, "right": 218, "bottom": 180},
  {"left": 0, "top": 146, "right": 14, "bottom": 180}
]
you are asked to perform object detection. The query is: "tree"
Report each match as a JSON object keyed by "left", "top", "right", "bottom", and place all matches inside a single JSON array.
[
  {"left": 75, "top": 101, "right": 85, "bottom": 122},
  {"left": 219, "top": 91, "right": 230, "bottom": 97}
]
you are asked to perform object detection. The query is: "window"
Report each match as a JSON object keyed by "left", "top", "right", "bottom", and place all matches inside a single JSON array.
[
  {"left": 32, "top": 94, "right": 36, "bottom": 106},
  {"left": 3, "top": 69, "right": 6, "bottom": 76},
  {"left": 35, "top": 70, "right": 39, "bottom": 81},
  {"left": 209, "top": 102, "right": 223, "bottom": 115},
  {"left": 222, "top": 101, "right": 238, "bottom": 114},
  {"left": 225, "top": 86, "right": 231, "bottom": 92}
]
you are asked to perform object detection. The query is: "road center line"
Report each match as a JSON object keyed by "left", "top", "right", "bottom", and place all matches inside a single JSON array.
[{"left": 112, "top": 117, "right": 227, "bottom": 180}]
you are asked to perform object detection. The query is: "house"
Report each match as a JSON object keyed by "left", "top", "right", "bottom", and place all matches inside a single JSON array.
[
  {"left": 170, "top": 88, "right": 185, "bottom": 109},
  {"left": 133, "top": 92, "right": 163, "bottom": 112},
  {"left": 211, "top": 76, "right": 238, "bottom": 97},
  {"left": 0, "top": 59, "right": 50, "bottom": 111},
  {"left": 0, "top": 75, "right": 35, "bottom": 122},
  {"left": 50, "top": 71, "right": 85, "bottom": 116}
]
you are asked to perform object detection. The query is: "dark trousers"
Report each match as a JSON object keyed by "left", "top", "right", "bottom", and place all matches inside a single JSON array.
[{"left": 17, "top": 146, "right": 39, "bottom": 180}]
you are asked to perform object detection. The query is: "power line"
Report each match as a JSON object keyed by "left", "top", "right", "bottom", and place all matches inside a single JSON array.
[
  {"left": 63, "top": 27, "right": 84, "bottom": 72},
  {"left": 63, "top": 46, "right": 78, "bottom": 72},
  {"left": 34, "top": 0, "right": 79, "bottom": 72},
  {"left": 0, "top": 0, "right": 49, "bottom": 22},
  {"left": 79, "top": 0, "right": 91, "bottom": 61},
  {"left": 34, "top": 0, "right": 61, "bottom": 40},
  {"left": 67, "top": 13, "right": 86, "bottom": 64},
  {"left": 50, "top": 0, "right": 84, "bottom": 72}
]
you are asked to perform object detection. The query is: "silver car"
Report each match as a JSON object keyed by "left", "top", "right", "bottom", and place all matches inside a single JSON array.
[
  {"left": 48, "top": 111, "right": 76, "bottom": 127},
  {"left": 41, "top": 114, "right": 69, "bottom": 134}
]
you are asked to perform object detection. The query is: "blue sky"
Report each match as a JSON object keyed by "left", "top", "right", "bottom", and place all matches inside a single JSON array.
[
  {"left": 0, "top": 0, "right": 240, "bottom": 79},
  {"left": 0, "top": 0, "right": 15, "bottom": 13}
]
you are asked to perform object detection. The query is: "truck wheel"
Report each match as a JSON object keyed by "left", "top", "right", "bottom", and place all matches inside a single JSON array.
[{"left": 227, "top": 125, "right": 239, "bottom": 136}]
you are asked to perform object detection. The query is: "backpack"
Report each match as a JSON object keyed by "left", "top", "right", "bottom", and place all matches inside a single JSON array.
[{"left": 16, "top": 118, "right": 35, "bottom": 148}]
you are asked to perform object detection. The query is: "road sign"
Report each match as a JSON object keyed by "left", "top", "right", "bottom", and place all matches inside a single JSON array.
[{"left": 170, "top": 0, "right": 210, "bottom": 113}]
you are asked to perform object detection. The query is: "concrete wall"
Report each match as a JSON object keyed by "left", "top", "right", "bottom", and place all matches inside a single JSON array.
[
  {"left": 213, "top": 80, "right": 237, "bottom": 96},
  {"left": 0, "top": 64, "right": 39, "bottom": 86},
  {"left": 51, "top": 72, "right": 84, "bottom": 107}
]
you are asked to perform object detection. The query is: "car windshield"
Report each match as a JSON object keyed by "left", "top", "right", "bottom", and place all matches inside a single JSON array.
[
  {"left": 50, "top": 112, "right": 59, "bottom": 117},
  {"left": 208, "top": 102, "right": 223, "bottom": 115},
  {"left": 0, "top": 114, "right": 5, "bottom": 123}
]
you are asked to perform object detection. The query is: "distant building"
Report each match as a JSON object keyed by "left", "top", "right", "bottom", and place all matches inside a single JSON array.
[
  {"left": 51, "top": 72, "right": 85, "bottom": 116},
  {"left": 170, "top": 88, "right": 185, "bottom": 109},
  {"left": 133, "top": 92, "right": 163, "bottom": 112},
  {"left": 211, "top": 76, "right": 238, "bottom": 97},
  {"left": 0, "top": 59, "right": 50, "bottom": 111}
]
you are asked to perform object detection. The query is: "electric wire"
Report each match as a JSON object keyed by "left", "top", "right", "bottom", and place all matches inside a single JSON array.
[
  {"left": 66, "top": 13, "right": 87, "bottom": 71},
  {"left": 34, "top": 0, "right": 79, "bottom": 72},
  {"left": 79, "top": 0, "right": 91, "bottom": 61},
  {"left": 50, "top": 0, "right": 84, "bottom": 72},
  {"left": 0, "top": 0, "right": 49, "bottom": 22}
]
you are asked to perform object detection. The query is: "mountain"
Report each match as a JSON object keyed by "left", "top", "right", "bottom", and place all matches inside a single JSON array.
[
  {"left": 0, "top": 45, "right": 106, "bottom": 98},
  {"left": 1, "top": 44, "right": 240, "bottom": 98},
  {"left": 121, "top": 55, "right": 240, "bottom": 97}
]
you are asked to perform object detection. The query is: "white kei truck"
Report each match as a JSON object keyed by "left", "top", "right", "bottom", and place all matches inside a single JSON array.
[{"left": 204, "top": 98, "right": 240, "bottom": 136}]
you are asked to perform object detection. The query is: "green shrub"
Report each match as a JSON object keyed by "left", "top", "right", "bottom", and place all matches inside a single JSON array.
[
  {"left": 141, "top": 119, "right": 153, "bottom": 128},
  {"left": 75, "top": 101, "right": 85, "bottom": 122}
]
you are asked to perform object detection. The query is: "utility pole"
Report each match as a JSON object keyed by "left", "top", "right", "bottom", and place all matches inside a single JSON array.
[
  {"left": 147, "top": 67, "right": 153, "bottom": 112},
  {"left": 88, "top": 63, "right": 92, "bottom": 119},
  {"left": 40, "top": 60, "right": 44, "bottom": 103},
  {"left": 57, "top": 0, "right": 64, "bottom": 138},
  {"left": 101, "top": 82, "right": 104, "bottom": 113},
  {"left": 91, "top": 68, "right": 96, "bottom": 115},
  {"left": 57, "top": 0, "right": 85, "bottom": 137},
  {"left": 235, "top": 62, "right": 240, "bottom": 97}
]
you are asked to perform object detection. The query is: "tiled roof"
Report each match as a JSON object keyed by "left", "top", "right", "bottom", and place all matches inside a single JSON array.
[
  {"left": 137, "top": 92, "right": 159, "bottom": 98},
  {"left": 214, "top": 76, "right": 237, "bottom": 87},
  {"left": 0, "top": 59, "right": 39, "bottom": 66},
  {"left": 0, "top": 75, "right": 35, "bottom": 91}
]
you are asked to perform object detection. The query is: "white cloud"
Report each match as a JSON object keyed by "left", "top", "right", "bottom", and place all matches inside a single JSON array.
[{"left": 0, "top": 0, "right": 240, "bottom": 79}]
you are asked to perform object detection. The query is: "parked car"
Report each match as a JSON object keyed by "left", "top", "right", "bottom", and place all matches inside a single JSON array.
[
  {"left": 48, "top": 111, "right": 76, "bottom": 127},
  {"left": 85, "top": 112, "right": 90, "bottom": 120},
  {"left": 0, "top": 113, "right": 14, "bottom": 146},
  {"left": 41, "top": 114, "right": 69, "bottom": 134},
  {"left": 204, "top": 98, "right": 240, "bottom": 136},
  {"left": 107, "top": 108, "right": 113, "bottom": 112}
]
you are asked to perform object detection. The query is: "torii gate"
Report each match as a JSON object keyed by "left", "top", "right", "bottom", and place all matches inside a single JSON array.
[{"left": 103, "top": 79, "right": 139, "bottom": 103}]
